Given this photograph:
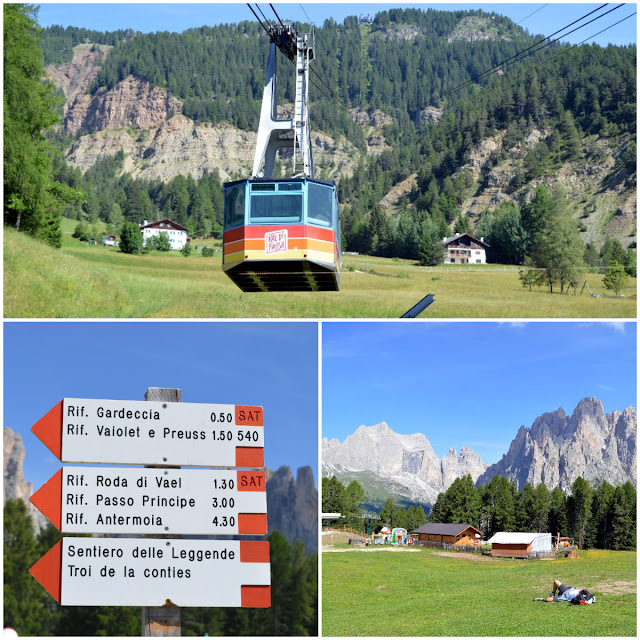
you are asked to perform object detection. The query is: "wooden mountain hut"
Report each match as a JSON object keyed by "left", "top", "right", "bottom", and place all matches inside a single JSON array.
[
  {"left": 487, "top": 532, "right": 552, "bottom": 558},
  {"left": 411, "top": 523, "right": 483, "bottom": 547}
]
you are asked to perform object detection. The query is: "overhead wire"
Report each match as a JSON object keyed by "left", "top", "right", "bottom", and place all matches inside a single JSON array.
[
  {"left": 515, "top": 4, "right": 549, "bottom": 26},
  {"left": 299, "top": 3, "right": 312, "bottom": 25},
  {"left": 511, "top": 10, "right": 637, "bottom": 82},
  {"left": 443, "top": 3, "right": 624, "bottom": 98},
  {"left": 259, "top": 3, "right": 349, "bottom": 113},
  {"left": 444, "top": 3, "right": 612, "bottom": 96},
  {"left": 255, "top": 4, "right": 273, "bottom": 28},
  {"left": 478, "top": 3, "right": 626, "bottom": 83},
  {"left": 269, "top": 3, "right": 286, "bottom": 29}
]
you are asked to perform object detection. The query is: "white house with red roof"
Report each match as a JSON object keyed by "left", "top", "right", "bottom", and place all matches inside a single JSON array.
[
  {"left": 140, "top": 219, "right": 189, "bottom": 250},
  {"left": 442, "top": 233, "right": 489, "bottom": 264}
]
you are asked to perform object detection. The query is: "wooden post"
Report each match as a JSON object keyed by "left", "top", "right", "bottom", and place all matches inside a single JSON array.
[{"left": 141, "top": 387, "right": 182, "bottom": 637}]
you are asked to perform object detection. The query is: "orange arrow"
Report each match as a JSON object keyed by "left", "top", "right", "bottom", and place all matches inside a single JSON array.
[
  {"left": 31, "top": 401, "right": 63, "bottom": 460},
  {"left": 30, "top": 541, "right": 62, "bottom": 603},
  {"left": 30, "top": 469, "right": 62, "bottom": 530}
]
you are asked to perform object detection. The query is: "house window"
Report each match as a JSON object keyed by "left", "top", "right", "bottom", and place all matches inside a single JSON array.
[
  {"left": 451, "top": 258, "right": 455, "bottom": 263},
  {"left": 476, "top": 260, "right": 481, "bottom": 263}
]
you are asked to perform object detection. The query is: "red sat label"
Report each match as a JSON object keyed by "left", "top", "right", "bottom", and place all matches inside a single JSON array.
[
  {"left": 235, "top": 406, "right": 263, "bottom": 426},
  {"left": 237, "top": 470, "right": 266, "bottom": 491}
]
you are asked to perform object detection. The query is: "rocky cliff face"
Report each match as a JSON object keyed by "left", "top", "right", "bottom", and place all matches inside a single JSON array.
[
  {"left": 322, "top": 422, "right": 488, "bottom": 504},
  {"left": 3, "top": 427, "right": 48, "bottom": 532},
  {"left": 476, "top": 397, "right": 637, "bottom": 491},
  {"left": 266, "top": 465, "right": 318, "bottom": 554},
  {"left": 46, "top": 43, "right": 112, "bottom": 106},
  {"left": 65, "top": 75, "right": 183, "bottom": 136},
  {"left": 47, "top": 44, "right": 359, "bottom": 182},
  {"left": 65, "top": 113, "right": 359, "bottom": 183}
]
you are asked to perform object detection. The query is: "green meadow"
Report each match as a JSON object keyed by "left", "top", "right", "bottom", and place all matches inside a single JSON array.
[
  {"left": 322, "top": 547, "right": 636, "bottom": 636},
  {"left": 4, "top": 225, "right": 636, "bottom": 318}
]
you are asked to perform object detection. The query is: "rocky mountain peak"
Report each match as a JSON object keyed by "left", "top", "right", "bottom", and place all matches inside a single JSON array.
[
  {"left": 476, "top": 398, "right": 636, "bottom": 491},
  {"left": 322, "top": 422, "right": 487, "bottom": 504},
  {"left": 4, "top": 427, "right": 48, "bottom": 532},
  {"left": 266, "top": 465, "right": 317, "bottom": 554}
]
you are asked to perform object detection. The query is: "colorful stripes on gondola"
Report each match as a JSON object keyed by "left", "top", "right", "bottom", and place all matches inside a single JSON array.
[{"left": 223, "top": 224, "right": 337, "bottom": 268}]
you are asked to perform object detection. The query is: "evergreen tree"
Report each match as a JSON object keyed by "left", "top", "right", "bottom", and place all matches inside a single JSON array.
[
  {"left": 609, "top": 486, "right": 633, "bottom": 551},
  {"left": 418, "top": 220, "right": 445, "bottom": 266},
  {"left": 548, "top": 487, "right": 569, "bottom": 538},
  {"left": 590, "top": 480, "right": 615, "bottom": 549},
  {"left": 602, "top": 260, "right": 628, "bottom": 296},
  {"left": 481, "top": 475, "right": 515, "bottom": 538},
  {"left": 343, "top": 480, "right": 366, "bottom": 520},
  {"left": 379, "top": 498, "right": 396, "bottom": 527},
  {"left": 321, "top": 476, "right": 346, "bottom": 519},
  {"left": 119, "top": 221, "right": 143, "bottom": 254},
  {"left": 487, "top": 202, "right": 528, "bottom": 264},
  {"left": 429, "top": 493, "right": 447, "bottom": 523},
  {"left": 4, "top": 4, "right": 81, "bottom": 247},
  {"left": 4, "top": 500, "right": 51, "bottom": 636},
  {"left": 568, "top": 476, "right": 593, "bottom": 549},
  {"left": 530, "top": 187, "right": 584, "bottom": 293},
  {"left": 442, "top": 475, "right": 481, "bottom": 527},
  {"left": 530, "top": 483, "right": 551, "bottom": 532}
]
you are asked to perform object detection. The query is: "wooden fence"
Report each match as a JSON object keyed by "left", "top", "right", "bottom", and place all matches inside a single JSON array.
[{"left": 413, "top": 541, "right": 484, "bottom": 553}]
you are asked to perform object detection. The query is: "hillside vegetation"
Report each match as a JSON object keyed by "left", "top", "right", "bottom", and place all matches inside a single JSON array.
[
  {"left": 41, "top": 8, "right": 635, "bottom": 259},
  {"left": 4, "top": 228, "right": 636, "bottom": 318}
]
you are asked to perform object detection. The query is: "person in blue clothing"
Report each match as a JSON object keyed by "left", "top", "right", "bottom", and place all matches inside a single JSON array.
[{"left": 534, "top": 579, "right": 581, "bottom": 602}]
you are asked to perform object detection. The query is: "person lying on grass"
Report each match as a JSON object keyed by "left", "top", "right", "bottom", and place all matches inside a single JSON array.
[{"left": 534, "top": 579, "right": 595, "bottom": 603}]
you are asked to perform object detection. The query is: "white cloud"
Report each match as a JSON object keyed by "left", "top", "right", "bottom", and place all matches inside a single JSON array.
[{"left": 606, "top": 322, "right": 627, "bottom": 334}]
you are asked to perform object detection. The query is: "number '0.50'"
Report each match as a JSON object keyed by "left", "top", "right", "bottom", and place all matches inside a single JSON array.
[{"left": 210, "top": 412, "right": 233, "bottom": 423}]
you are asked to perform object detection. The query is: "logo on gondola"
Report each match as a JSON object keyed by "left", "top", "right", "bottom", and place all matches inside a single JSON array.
[{"left": 265, "top": 230, "right": 288, "bottom": 255}]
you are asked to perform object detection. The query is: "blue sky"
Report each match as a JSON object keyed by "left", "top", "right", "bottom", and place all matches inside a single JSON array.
[
  {"left": 36, "top": 3, "right": 637, "bottom": 47},
  {"left": 4, "top": 322, "right": 318, "bottom": 492},
  {"left": 322, "top": 322, "right": 637, "bottom": 465}
]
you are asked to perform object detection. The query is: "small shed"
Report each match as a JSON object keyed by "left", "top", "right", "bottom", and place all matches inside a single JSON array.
[
  {"left": 487, "top": 532, "right": 552, "bottom": 558},
  {"left": 412, "top": 523, "right": 483, "bottom": 546}
]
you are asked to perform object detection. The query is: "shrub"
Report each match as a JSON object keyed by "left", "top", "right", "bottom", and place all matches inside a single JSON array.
[{"left": 119, "top": 222, "right": 143, "bottom": 255}]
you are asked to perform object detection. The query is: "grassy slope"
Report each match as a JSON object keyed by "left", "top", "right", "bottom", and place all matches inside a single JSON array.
[
  {"left": 322, "top": 548, "right": 636, "bottom": 636},
  {"left": 4, "top": 228, "right": 637, "bottom": 318}
]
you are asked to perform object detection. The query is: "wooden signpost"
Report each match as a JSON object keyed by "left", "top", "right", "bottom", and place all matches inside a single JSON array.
[{"left": 29, "top": 388, "right": 270, "bottom": 638}]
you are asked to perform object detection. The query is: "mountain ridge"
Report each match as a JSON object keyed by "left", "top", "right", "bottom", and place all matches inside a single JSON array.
[{"left": 323, "top": 398, "right": 637, "bottom": 507}]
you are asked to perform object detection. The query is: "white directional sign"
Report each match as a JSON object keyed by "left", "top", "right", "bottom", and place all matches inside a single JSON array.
[
  {"left": 30, "top": 538, "right": 271, "bottom": 607},
  {"left": 32, "top": 398, "right": 264, "bottom": 467},
  {"left": 31, "top": 467, "right": 268, "bottom": 535}
]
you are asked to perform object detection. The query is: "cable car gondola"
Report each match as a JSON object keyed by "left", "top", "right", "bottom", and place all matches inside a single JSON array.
[
  {"left": 222, "top": 20, "right": 341, "bottom": 292},
  {"left": 223, "top": 177, "right": 340, "bottom": 291}
]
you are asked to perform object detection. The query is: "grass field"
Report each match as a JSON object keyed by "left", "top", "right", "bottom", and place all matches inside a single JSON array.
[
  {"left": 4, "top": 226, "right": 637, "bottom": 318},
  {"left": 321, "top": 546, "right": 637, "bottom": 636}
]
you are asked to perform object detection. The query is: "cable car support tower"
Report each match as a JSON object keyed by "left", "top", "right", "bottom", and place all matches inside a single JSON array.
[
  {"left": 222, "top": 14, "right": 341, "bottom": 292},
  {"left": 253, "top": 22, "right": 315, "bottom": 179}
]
